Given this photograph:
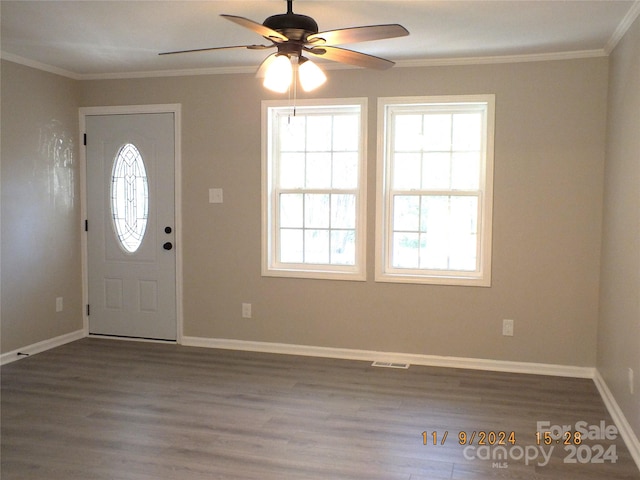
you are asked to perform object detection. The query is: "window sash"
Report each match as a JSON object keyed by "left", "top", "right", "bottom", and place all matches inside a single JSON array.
[
  {"left": 275, "top": 189, "right": 359, "bottom": 268},
  {"left": 386, "top": 191, "right": 482, "bottom": 275}
]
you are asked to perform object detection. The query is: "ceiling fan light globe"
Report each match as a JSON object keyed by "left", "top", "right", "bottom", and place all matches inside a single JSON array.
[
  {"left": 263, "top": 55, "right": 293, "bottom": 93},
  {"left": 299, "top": 59, "right": 327, "bottom": 92}
]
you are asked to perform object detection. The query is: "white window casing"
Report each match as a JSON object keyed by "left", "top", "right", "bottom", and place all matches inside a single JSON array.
[
  {"left": 376, "top": 95, "right": 495, "bottom": 286},
  {"left": 262, "top": 98, "right": 367, "bottom": 281}
]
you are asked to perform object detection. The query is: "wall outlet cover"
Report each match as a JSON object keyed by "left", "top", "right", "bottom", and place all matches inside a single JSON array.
[
  {"left": 502, "top": 319, "right": 514, "bottom": 336},
  {"left": 209, "top": 188, "right": 223, "bottom": 204}
]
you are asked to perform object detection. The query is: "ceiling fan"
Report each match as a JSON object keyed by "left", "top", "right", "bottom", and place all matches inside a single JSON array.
[{"left": 159, "top": 0, "right": 409, "bottom": 92}]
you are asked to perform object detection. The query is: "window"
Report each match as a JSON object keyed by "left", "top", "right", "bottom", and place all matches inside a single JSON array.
[
  {"left": 376, "top": 95, "right": 495, "bottom": 286},
  {"left": 262, "top": 99, "right": 367, "bottom": 280},
  {"left": 111, "top": 143, "right": 149, "bottom": 253}
]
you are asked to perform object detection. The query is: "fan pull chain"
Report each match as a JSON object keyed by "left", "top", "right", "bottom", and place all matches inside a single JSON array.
[
  {"left": 287, "top": 57, "right": 298, "bottom": 123},
  {"left": 292, "top": 57, "right": 298, "bottom": 117}
]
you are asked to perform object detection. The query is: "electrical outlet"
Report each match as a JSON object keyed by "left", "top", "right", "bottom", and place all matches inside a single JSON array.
[
  {"left": 56, "top": 297, "right": 63, "bottom": 312},
  {"left": 629, "top": 368, "right": 634, "bottom": 395},
  {"left": 502, "top": 319, "right": 514, "bottom": 336},
  {"left": 242, "top": 303, "right": 252, "bottom": 319},
  {"left": 209, "top": 188, "right": 223, "bottom": 204}
]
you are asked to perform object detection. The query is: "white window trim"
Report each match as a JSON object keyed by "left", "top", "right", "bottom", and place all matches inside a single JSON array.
[
  {"left": 375, "top": 95, "right": 495, "bottom": 287},
  {"left": 262, "top": 98, "right": 368, "bottom": 281}
]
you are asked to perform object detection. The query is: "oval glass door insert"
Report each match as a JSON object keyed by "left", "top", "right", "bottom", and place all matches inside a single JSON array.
[{"left": 111, "top": 143, "right": 149, "bottom": 253}]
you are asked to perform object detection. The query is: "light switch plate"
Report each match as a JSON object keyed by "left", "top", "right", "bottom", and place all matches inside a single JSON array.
[
  {"left": 502, "top": 319, "right": 514, "bottom": 336},
  {"left": 209, "top": 188, "right": 223, "bottom": 204}
]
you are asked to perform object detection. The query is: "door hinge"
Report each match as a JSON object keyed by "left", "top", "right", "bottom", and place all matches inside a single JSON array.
[
  {"left": 83, "top": 133, "right": 87, "bottom": 146},
  {"left": 85, "top": 219, "right": 88, "bottom": 232},
  {"left": 86, "top": 304, "right": 90, "bottom": 316}
]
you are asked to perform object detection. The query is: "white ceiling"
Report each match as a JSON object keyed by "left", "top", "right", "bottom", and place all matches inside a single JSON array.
[{"left": 1, "top": 1, "right": 639, "bottom": 79}]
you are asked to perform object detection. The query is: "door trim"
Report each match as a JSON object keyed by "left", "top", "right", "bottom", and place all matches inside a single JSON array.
[{"left": 79, "top": 104, "right": 183, "bottom": 343}]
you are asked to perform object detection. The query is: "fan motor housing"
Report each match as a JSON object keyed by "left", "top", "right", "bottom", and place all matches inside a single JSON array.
[{"left": 263, "top": 13, "right": 318, "bottom": 41}]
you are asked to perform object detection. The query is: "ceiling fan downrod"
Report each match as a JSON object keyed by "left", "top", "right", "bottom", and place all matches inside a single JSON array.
[{"left": 263, "top": 0, "right": 319, "bottom": 42}]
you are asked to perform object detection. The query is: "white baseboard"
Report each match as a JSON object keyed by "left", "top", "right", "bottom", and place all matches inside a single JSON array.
[
  {"left": 593, "top": 370, "right": 640, "bottom": 471},
  {"left": 0, "top": 329, "right": 86, "bottom": 366},
  {"left": 181, "top": 336, "right": 595, "bottom": 378}
]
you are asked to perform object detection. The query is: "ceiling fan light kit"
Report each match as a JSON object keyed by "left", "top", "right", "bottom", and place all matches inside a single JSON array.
[
  {"left": 297, "top": 57, "right": 327, "bottom": 92},
  {"left": 263, "top": 54, "right": 293, "bottom": 93},
  {"left": 159, "top": 0, "right": 409, "bottom": 94}
]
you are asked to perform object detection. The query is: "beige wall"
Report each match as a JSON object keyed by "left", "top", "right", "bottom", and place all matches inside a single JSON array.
[
  {"left": 80, "top": 57, "right": 608, "bottom": 367},
  {"left": 598, "top": 15, "right": 640, "bottom": 439},
  {"left": 1, "top": 60, "right": 83, "bottom": 352}
]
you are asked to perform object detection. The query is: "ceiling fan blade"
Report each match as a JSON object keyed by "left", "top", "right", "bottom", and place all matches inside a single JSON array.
[
  {"left": 307, "top": 46, "right": 395, "bottom": 70},
  {"left": 306, "top": 24, "right": 409, "bottom": 46},
  {"left": 159, "top": 44, "right": 274, "bottom": 55},
  {"left": 221, "top": 14, "right": 288, "bottom": 42}
]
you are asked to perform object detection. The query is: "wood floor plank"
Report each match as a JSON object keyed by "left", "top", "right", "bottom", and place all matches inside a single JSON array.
[{"left": 1, "top": 338, "right": 639, "bottom": 480}]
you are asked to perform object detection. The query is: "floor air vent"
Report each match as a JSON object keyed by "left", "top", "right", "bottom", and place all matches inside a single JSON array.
[{"left": 371, "top": 361, "right": 410, "bottom": 369}]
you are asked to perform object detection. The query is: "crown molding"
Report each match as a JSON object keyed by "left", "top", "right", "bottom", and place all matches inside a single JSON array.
[
  {"left": 0, "top": 51, "right": 81, "bottom": 80},
  {"left": 78, "top": 64, "right": 258, "bottom": 80},
  {"left": 605, "top": 0, "right": 640, "bottom": 54},
  {"left": 0, "top": 48, "right": 611, "bottom": 81},
  {"left": 394, "top": 49, "right": 607, "bottom": 68}
]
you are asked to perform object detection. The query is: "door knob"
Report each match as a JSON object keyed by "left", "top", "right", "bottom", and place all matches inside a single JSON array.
[{"left": 163, "top": 242, "right": 173, "bottom": 250}]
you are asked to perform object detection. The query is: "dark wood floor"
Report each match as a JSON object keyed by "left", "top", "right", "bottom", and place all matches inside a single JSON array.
[{"left": 1, "top": 338, "right": 639, "bottom": 480}]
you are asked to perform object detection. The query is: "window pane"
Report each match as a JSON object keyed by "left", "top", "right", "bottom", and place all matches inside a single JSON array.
[
  {"left": 449, "top": 232, "right": 477, "bottom": 271},
  {"left": 279, "top": 115, "right": 305, "bottom": 152},
  {"left": 331, "top": 194, "right": 356, "bottom": 228},
  {"left": 420, "top": 195, "right": 478, "bottom": 271},
  {"left": 452, "top": 113, "right": 482, "bottom": 151},
  {"left": 306, "top": 116, "right": 332, "bottom": 151},
  {"left": 448, "top": 200, "right": 477, "bottom": 269},
  {"left": 280, "top": 194, "right": 303, "bottom": 228},
  {"left": 333, "top": 114, "right": 359, "bottom": 151},
  {"left": 423, "top": 114, "right": 452, "bottom": 151},
  {"left": 279, "top": 153, "right": 305, "bottom": 188},
  {"left": 304, "top": 194, "right": 330, "bottom": 228},
  {"left": 331, "top": 230, "right": 355, "bottom": 265},
  {"left": 394, "top": 114, "right": 422, "bottom": 151},
  {"left": 392, "top": 232, "right": 420, "bottom": 268},
  {"left": 305, "top": 229, "right": 330, "bottom": 263},
  {"left": 421, "top": 196, "right": 449, "bottom": 233},
  {"left": 332, "top": 152, "right": 358, "bottom": 189},
  {"left": 394, "top": 195, "right": 420, "bottom": 231},
  {"left": 420, "top": 196, "right": 450, "bottom": 268},
  {"left": 451, "top": 152, "right": 480, "bottom": 190},
  {"left": 450, "top": 196, "right": 478, "bottom": 235},
  {"left": 422, "top": 152, "right": 451, "bottom": 190},
  {"left": 306, "top": 153, "right": 331, "bottom": 188},
  {"left": 280, "top": 229, "right": 303, "bottom": 263},
  {"left": 393, "top": 153, "right": 421, "bottom": 190},
  {"left": 421, "top": 231, "right": 449, "bottom": 270}
]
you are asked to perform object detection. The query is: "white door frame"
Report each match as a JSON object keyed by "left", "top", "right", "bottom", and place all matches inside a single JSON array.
[{"left": 79, "top": 104, "right": 183, "bottom": 343}]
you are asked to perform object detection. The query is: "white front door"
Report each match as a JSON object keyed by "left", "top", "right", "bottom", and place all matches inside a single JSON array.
[{"left": 86, "top": 113, "right": 176, "bottom": 340}]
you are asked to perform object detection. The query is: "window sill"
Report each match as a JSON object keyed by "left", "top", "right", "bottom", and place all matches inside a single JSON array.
[
  {"left": 375, "top": 271, "right": 491, "bottom": 287},
  {"left": 262, "top": 267, "right": 366, "bottom": 282}
]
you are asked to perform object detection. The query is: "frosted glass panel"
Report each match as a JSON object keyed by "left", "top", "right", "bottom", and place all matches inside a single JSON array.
[{"left": 111, "top": 143, "right": 148, "bottom": 253}]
